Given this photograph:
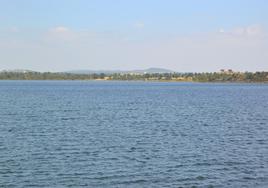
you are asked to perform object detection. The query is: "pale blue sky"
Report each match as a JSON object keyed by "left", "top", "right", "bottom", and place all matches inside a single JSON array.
[{"left": 0, "top": 0, "right": 268, "bottom": 72}]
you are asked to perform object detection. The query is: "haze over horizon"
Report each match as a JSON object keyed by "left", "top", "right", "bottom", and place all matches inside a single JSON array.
[{"left": 0, "top": 0, "right": 268, "bottom": 72}]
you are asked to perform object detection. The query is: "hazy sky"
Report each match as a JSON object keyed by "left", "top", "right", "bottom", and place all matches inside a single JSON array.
[{"left": 0, "top": 0, "right": 268, "bottom": 72}]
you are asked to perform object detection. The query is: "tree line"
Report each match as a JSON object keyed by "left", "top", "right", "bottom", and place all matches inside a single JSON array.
[{"left": 0, "top": 71, "right": 268, "bottom": 82}]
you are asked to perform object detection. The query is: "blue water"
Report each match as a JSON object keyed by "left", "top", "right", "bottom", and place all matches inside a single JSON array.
[{"left": 0, "top": 81, "right": 268, "bottom": 188}]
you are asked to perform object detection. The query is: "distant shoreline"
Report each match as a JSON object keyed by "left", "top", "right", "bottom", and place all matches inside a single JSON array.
[
  {"left": 0, "top": 71, "right": 268, "bottom": 83},
  {"left": 0, "top": 79, "right": 268, "bottom": 84}
]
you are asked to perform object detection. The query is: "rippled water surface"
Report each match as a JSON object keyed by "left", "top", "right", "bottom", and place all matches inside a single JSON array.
[{"left": 0, "top": 81, "right": 268, "bottom": 188}]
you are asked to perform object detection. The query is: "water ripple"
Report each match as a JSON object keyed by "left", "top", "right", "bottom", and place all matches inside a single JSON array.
[{"left": 0, "top": 81, "right": 268, "bottom": 187}]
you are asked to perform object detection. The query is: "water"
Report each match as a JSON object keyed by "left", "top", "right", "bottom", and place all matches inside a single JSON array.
[{"left": 0, "top": 81, "right": 268, "bottom": 188}]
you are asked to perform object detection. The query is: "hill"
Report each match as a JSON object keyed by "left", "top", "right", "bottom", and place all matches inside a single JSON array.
[{"left": 66, "top": 67, "right": 174, "bottom": 74}]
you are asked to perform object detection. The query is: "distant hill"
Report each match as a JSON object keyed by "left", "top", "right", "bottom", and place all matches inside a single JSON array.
[
  {"left": 130, "top": 68, "right": 174, "bottom": 74},
  {"left": 66, "top": 67, "right": 174, "bottom": 74}
]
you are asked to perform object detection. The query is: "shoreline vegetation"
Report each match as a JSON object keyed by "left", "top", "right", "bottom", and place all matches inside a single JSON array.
[{"left": 0, "top": 70, "right": 268, "bottom": 82}]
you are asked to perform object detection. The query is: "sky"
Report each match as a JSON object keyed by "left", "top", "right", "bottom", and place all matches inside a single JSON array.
[{"left": 0, "top": 0, "right": 268, "bottom": 72}]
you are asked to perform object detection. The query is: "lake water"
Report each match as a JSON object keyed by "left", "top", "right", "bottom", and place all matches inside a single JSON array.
[{"left": 0, "top": 81, "right": 268, "bottom": 188}]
